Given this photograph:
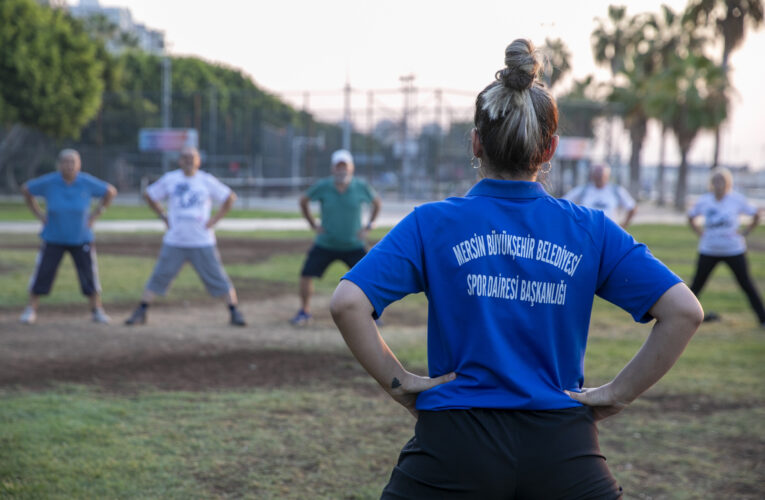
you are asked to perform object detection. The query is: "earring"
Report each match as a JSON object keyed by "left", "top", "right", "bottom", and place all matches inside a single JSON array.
[
  {"left": 471, "top": 156, "right": 482, "bottom": 169},
  {"left": 541, "top": 161, "right": 552, "bottom": 174}
]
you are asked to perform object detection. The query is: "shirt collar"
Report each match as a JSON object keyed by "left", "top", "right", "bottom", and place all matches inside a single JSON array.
[{"left": 466, "top": 178, "right": 549, "bottom": 199}]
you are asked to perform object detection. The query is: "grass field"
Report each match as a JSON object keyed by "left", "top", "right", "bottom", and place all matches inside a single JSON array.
[
  {"left": 0, "top": 201, "right": 303, "bottom": 221},
  {"left": 1, "top": 224, "right": 763, "bottom": 499}
]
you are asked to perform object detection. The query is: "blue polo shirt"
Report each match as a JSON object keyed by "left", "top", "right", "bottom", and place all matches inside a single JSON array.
[
  {"left": 26, "top": 172, "right": 108, "bottom": 245},
  {"left": 343, "top": 179, "right": 680, "bottom": 411}
]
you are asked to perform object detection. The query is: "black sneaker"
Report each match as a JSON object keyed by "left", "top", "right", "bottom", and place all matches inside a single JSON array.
[
  {"left": 703, "top": 311, "right": 721, "bottom": 322},
  {"left": 230, "top": 308, "right": 247, "bottom": 326},
  {"left": 125, "top": 306, "right": 147, "bottom": 325}
]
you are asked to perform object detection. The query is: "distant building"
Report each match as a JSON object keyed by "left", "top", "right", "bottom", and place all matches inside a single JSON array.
[{"left": 68, "top": 0, "right": 165, "bottom": 55}]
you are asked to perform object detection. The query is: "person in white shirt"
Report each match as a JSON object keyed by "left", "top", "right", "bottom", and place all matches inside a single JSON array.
[
  {"left": 124, "top": 146, "right": 246, "bottom": 326},
  {"left": 688, "top": 167, "right": 764, "bottom": 327},
  {"left": 563, "top": 164, "right": 637, "bottom": 228}
]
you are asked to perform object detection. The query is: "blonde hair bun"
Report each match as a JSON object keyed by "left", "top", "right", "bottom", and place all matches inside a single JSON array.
[{"left": 496, "top": 39, "right": 540, "bottom": 91}]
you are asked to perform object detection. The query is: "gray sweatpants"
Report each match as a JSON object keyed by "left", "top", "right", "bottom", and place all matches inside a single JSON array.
[{"left": 145, "top": 244, "right": 233, "bottom": 297}]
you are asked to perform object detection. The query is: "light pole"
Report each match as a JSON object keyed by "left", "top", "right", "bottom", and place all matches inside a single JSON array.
[{"left": 161, "top": 55, "right": 171, "bottom": 171}]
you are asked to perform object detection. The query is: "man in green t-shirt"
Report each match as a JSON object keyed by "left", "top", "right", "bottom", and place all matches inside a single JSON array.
[{"left": 291, "top": 149, "right": 381, "bottom": 325}]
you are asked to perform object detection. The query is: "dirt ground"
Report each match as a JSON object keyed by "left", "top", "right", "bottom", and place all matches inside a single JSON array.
[{"left": 0, "top": 235, "right": 425, "bottom": 394}]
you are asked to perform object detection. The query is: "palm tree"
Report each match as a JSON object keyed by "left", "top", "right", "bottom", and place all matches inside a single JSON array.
[
  {"left": 594, "top": 8, "right": 655, "bottom": 198},
  {"left": 684, "top": 0, "right": 764, "bottom": 167},
  {"left": 645, "top": 54, "right": 727, "bottom": 210},
  {"left": 608, "top": 64, "right": 650, "bottom": 200},
  {"left": 591, "top": 5, "right": 635, "bottom": 178},
  {"left": 541, "top": 37, "right": 572, "bottom": 92},
  {"left": 592, "top": 5, "right": 633, "bottom": 77}
]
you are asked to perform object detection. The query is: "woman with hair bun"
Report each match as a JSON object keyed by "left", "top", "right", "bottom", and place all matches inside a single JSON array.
[{"left": 331, "top": 39, "right": 703, "bottom": 498}]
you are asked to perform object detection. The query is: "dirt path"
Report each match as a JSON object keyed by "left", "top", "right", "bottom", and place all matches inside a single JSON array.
[
  {"left": 0, "top": 235, "right": 426, "bottom": 393},
  {"left": 0, "top": 293, "right": 426, "bottom": 394}
]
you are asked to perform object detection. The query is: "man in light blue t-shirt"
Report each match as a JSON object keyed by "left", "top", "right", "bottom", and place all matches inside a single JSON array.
[
  {"left": 290, "top": 149, "right": 381, "bottom": 325},
  {"left": 20, "top": 149, "right": 117, "bottom": 324}
]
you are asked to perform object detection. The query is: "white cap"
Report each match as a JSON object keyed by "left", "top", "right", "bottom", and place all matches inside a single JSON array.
[{"left": 331, "top": 149, "right": 354, "bottom": 167}]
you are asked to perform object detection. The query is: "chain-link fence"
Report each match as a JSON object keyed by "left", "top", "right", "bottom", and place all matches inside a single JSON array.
[{"left": 1, "top": 86, "right": 763, "bottom": 203}]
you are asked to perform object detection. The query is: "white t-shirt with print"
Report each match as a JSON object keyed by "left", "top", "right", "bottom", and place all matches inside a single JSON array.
[
  {"left": 146, "top": 169, "right": 232, "bottom": 248},
  {"left": 563, "top": 183, "right": 636, "bottom": 222},
  {"left": 688, "top": 191, "right": 758, "bottom": 256}
]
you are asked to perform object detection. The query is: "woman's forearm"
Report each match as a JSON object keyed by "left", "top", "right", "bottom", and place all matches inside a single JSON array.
[
  {"left": 608, "top": 283, "right": 703, "bottom": 404},
  {"left": 330, "top": 280, "right": 408, "bottom": 393}
]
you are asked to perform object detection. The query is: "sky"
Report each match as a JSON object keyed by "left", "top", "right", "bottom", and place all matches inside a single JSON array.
[{"left": 67, "top": 0, "right": 765, "bottom": 169}]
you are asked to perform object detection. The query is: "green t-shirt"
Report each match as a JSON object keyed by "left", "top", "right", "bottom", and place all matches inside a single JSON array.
[{"left": 306, "top": 177, "right": 377, "bottom": 250}]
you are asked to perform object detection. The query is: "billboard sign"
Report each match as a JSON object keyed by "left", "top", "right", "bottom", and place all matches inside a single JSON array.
[{"left": 139, "top": 128, "right": 198, "bottom": 152}]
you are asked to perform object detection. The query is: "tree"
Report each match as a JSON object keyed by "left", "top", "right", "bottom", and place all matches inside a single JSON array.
[
  {"left": 0, "top": 0, "right": 104, "bottom": 184},
  {"left": 645, "top": 54, "right": 727, "bottom": 210},
  {"left": 592, "top": 5, "right": 633, "bottom": 77},
  {"left": 541, "top": 38, "right": 572, "bottom": 92},
  {"left": 593, "top": 8, "right": 654, "bottom": 198},
  {"left": 684, "top": 0, "right": 764, "bottom": 166}
]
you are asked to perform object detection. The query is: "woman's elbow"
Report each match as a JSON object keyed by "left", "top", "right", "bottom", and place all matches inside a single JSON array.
[
  {"left": 653, "top": 283, "right": 704, "bottom": 331},
  {"left": 670, "top": 287, "right": 704, "bottom": 331},
  {"left": 329, "top": 282, "right": 354, "bottom": 321},
  {"left": 330, "top": 281, "right": 370, "bottom": 323},
  {"left": 681, "top": 298, "right": 704, "bottom": 331}
]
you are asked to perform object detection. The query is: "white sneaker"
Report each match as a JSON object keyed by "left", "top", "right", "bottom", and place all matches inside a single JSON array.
[
  {"left": 92, "top": 307, "right": 111, "bottom": 324},
  {"left": 19, "top": 306, "right": 37, "bottom": 324}
]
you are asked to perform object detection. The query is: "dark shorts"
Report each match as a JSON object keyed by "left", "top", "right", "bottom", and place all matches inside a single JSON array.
[
  {"left": 300, "top": 244, "right": 367, "bottom": 278},
  {"left": 28, "top": 242, "right": 101, "bottom": 296},
  {"left": 382, "top": 407, "right": 623, "bottom": 500}
]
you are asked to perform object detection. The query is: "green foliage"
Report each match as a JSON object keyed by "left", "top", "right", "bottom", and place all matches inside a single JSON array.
[
  {"left": 645, "top": 54, "right": 727, "bottom": 150},
  {"left": 684, "top": 0, "right": 764, "bottom": 66},
  {"left": 0, "top": 0, "right": 104, "bottom": 138},
  {"left": 541, "top": 37, "right": 572, "bottom": 90}
]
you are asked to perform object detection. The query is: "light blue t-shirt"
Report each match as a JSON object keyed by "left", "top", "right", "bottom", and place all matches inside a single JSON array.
[
  {"left": 343, "top": 179, "right": 680, "bottom": 412},
  {"left": 26, "top": 171, "right": 108, "bottom": 245}
]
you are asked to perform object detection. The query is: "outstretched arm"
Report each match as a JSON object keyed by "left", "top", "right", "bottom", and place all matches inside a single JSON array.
[
  {"left": 566, "top": 282, "right": 703, "bottom": 421},
  {"left": 330, "top": 279, "right": 456, "bottom": 418}
]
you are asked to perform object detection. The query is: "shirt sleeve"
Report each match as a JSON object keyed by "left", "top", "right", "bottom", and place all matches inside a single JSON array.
[
  {"left": 363, "top": 181, "right": 378, "bottom": 203},
  {"left": 596, "top": 216, "right": 681, "bottom": 323},
  {"left": 81, "top": 173, "right": 108, "bottom": 198},
  {"left": 145, "top": 174, "right": 170, "bottom": 202},
  {"left": 687, "top": 196, "right": 705, "bottom": 217},
  {"left": 735, "top": 193, "right": 758, "bottom": 216},
  {"left": 616, "top": 185, "right": 636, "bottom": 210},
  {"left": 562, "top": 186, "right": 582, "bottom": 202},
  {"left": 342, "top": 209, "right": 426, "bottom": 318},
  {"left": 25, "top": 175, "right": 49, "bottom": 196},
  {"left": 205, "top": 174, "right": 233, "bottom": 205},
  {"left": 305, "top": 180, "right": 324, "bottom": 201}
]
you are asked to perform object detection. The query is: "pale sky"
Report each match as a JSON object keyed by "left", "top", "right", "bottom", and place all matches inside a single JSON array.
[{"left": 69, "top": 0, "right": 765, "bottom": 169}]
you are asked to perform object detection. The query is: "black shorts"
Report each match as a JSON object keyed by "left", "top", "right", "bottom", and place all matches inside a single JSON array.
[
  {"left": 382, "top": 407, "right": 623, "bottom": 499},
  {"left": 28, "top": 242, "right": 101, "bottom": 296},
  {"left": 300, "top": 244, "right": 367, "bottom": 278}
]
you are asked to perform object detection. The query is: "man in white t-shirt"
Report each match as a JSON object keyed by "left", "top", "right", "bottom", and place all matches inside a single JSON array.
[
  {"left": 563, "top": 164, "right": 637, "bottom": 228},
  {"left": 124, "top": 146, "right": 246, "bottom": 326}
]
